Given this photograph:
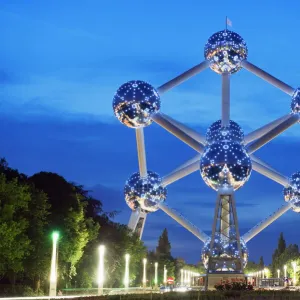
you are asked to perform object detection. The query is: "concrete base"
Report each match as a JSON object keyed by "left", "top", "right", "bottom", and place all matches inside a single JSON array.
[{"left": 206, "top": 273, "right": 246, "bottom": 289}]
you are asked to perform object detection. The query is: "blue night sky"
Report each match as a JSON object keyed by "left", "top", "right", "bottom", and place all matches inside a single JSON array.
[{"left": 1, "top": 1, "right": 300, "bottom": 265}]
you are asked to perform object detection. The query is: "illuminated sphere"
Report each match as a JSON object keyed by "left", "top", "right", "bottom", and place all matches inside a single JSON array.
[
  {"left": 204, "top": 30, "right": 248, "bottom": 74},
  {"left": 283, "top": 172, "right": 300, "bottom": 213},
  {"left": 200, "top": 141, "right": 252, "bottom": 191},
  {"left": 291, "top": 88, "right": 300, "bottom": 114},
  {"left": 113, "top": 80, "right": 160, "bottom": 128},
  {"left": 124, "top": 171, "right": 167, "bottom": 212},
  {"left": 206, "top": 120, "right": 244, "bottom": 144},
  {"left": 201, "top": 235, "right": 248, "bottom": 270}
]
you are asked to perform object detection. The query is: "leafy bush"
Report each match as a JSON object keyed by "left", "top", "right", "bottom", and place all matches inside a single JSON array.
[{"left": 214, "top": 278, "right": 253, "bottom": 291}]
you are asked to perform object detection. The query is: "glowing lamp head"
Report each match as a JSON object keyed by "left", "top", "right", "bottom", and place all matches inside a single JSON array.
[
  {"left": 204, "top": 30, "right": 248, "bottom": 74},
  {"left": 52, "top": 231, "right": 59, "bottom": 242},
  {"left": 284, "top": 265, "right": 287, "bottom": 270},
  {"left": 113, "top": 80, "right": 160, "bottom": 128},
  {"left": 291, "top": 88, "right": 300, "bottom": 114},
  {"left": 125, "top": 254, "right": 130, "bottom": 261},
  {"left": 292, "top": 261, "right": 297, "bottom": 268},
  {"left": 143, "top": 258, "right": 147, "bottom": 264}
]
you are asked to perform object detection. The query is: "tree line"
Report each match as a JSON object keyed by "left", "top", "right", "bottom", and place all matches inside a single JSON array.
[{"left": 0, "top": 158, "right": 201, "bottom": 296}]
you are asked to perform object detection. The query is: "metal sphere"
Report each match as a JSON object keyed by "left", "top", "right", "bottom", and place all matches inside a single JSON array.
[
  {"left": 113, "top": 80, "right": 160, "bottom": 128},
  {"left": 206, "top": 120, "right": 244, "bottom": 144},
  {"left": 201, "top": 235, "right": 248, "bottom": 270},
  {"left": 204, "top": 30, "right": 248, "bottom": 74},
  {"left": 291, "top": 88, "right": 300, "bottom": 114},
  {"left": 283, "top": 172, "right": 300, "bottom": 213},
  {"left": 200, "top": 141, "right": 252, "bottom": 191},
  {"left": 124, "top": 171, "right": 167, "bottom": 212}
]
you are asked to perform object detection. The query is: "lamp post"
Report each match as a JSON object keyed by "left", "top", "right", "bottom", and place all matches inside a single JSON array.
[
  {"left": 163, "top": 265, "right": 167, "bottom": 285},
  {"left": 143, "top": 258, "right": 147, "bottom": 288},
  {"left": 98, "top": 245, "right": 105, "bottom": 295},
  {"left": 124, "top": 254, "right": 130, "bottom": 290},
  {"left": 49, "top": 231, "right": 59, "bottom": 297},
  {"left": 284, "top": 265, "right": 287, "bottom": 287},
  {"left": 154, "top": 262, "right": 158, "bottom": 288},
  {"left": 277, "top": 269, "right": 280, "bottom": 279},
  {"left": 181, "top": 269, "right": 183, "bottom": 285},
  {"left": 292, "top": 262, "right": 297, "bottom": 286}
]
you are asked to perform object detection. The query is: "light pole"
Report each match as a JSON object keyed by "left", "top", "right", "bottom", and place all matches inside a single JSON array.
[
  {"left": 163, "top": 265, "right": 167, "bottom": 285},
  {"left": 181, "top": 269, "right": 183, "bottom": 285},
  {"left": 143, "top": 258, "right": 147, "bottom": 288},
  {"left": 277, "top": 269, "right": 280, "bottom": 279},
  {"left": 49, "top": 231, "right": 59, "bottom": 297},
  {"left": 124, "top": 254, "right": 130, "bottom": 290},
  {"left": 154, "top": 262, "right": 158, "bottom": 288},
  {"left": 98, "top": 245, "right": 105, "bottom": 295},
  {"left": 284, "top": 265, "right": 287, "bottom": 287},
  {"left": 292, "top": 262, "right": 297, "bottom": 286}
]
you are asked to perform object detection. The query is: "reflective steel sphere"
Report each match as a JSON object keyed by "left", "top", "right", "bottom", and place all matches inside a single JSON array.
[
  {"left": 283, "top": 172, "right": 300, "bottom": 213},
  {"left": 206, "top": 120, "right": 244, "bottom": 144},
  {"left": 291, "top": 88, "right": 300, "bottom": 114},
  {"left": 200, "top": 141, "right": 252, "bottom": 191},
  {"left": 202, "top": 235, "right": 248, "bottom": 270},
  {"left": 124, "top": 171, "right": 167, "bottom": 212},
  {"left": 113, "top": 80, "right": 160, "bottom": 128},
  {"left": 204, "top": 30, "right": 248, "bottom": 74}
]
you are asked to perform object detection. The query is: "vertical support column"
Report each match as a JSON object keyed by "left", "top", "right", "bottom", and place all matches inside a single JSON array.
[
  {"left": 222, "top": 72, "right": 230, "bottom": 127},
  {"left": 136, "top": 128, "right": 147, "bottom": 178},
  {"left": 220, "top": 195, "right": 230, "bottom": 242},
  {"left": 128, "top": 208, "right": 147, "bottom": 239}
]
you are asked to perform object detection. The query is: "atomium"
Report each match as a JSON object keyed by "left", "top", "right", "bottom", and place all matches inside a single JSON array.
[
  {"left": 283, "top": 172, "right": 300, "bottom": 213},
  {"left": 201, "top": 234, "right": 248, "bottom": 271},
  {"left": 124, "top": 171, "right": 167, "bottom": 213},
  {"left": 204, "top": 30, "right": 248, "bottom": 74},
  {"left": 113, "top": 80, "right": 160, "bottom": 128},
  {"left": 200, "top": 141, "right": 252, "bottom": 191},
  {"left": 291, "top": 88, "right": 300, "bottom": 114},
  {"left": 206, "top": 120, "right": 244, "bottom": 144}
]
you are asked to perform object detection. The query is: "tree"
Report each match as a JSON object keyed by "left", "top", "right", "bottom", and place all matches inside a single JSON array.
[
  {"left": 0, "top": 175, "right": 32, "bottom": 284},
  {"left": 278, "top": 232, "right": 286, "bottom": 255},
  {"left": 156, "top": 228, "right": 171, "bottom": 258},
  {"left": 259, "top": 256, "right": 264, "bottom": 269},
  {"left": 29, "top": 172, "right": 92, "bottom": 285}
]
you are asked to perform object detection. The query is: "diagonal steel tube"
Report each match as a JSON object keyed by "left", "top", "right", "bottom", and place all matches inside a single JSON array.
[
  {"left": 136, "top": 128, "right": 147, "bottom": 178},
  {"left": 241, "top": 60, "right": 295, "bottom": 95},
  {"left": 161, "top": 161, "right": 199, "bottom": 186},
  {"left": 247, "top": 114, "right": 299, "bottom": 154},
  {"left": 157, "top": 60, "right": 210, "bottom": 94},
  {"left": 245, "top": 114, "right": 292, "bottom": 145},
  {"left": 159, "top": 113, "right": 206, "bottom": 145},
  {"left": 159, "top": 202, "right": 209, "bottom": 242},
  {"left": 152, "top": 113, "right": 204, "bottom": 153},
  {"left": 251, "top": 160, "right": 289, "bottom": 187},
  {"left": 242, "top": 203, "right": 292, "bottom": 243}
]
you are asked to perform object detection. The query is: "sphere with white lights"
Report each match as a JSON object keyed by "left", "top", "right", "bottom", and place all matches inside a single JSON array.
[
  {"left": 124, "top": 171, "right": 167, "bottom": 212},
  {"left": 200, "top": 141, "right": 252, "bottom": 191},
  {"left": 204, "top": 30, "right": 248, "bottom": 74},
  {"left": 113, "top": 80, "right": 160, "bottom": 128},
  {"left": 206, "top": 120, "right": 244, "bottom": 144},
  {"left": 291, "top": 88, "right": 300, "bottom": 114},
  {"left": 202, "top": 235, "right": 248, "bottom": 271},
  {"left": 283, "top": 172, "right": 300, "bottom": 213}
]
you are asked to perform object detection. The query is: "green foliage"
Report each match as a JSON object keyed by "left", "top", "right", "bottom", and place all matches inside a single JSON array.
[{"left": 156, "top": 228, "right": 171, "bottom": 258}]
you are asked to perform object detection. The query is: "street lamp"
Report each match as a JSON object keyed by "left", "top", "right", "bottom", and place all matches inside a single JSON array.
[
  {"left": 284, "top": 265, "right": 287, "bottom": 287},
  {"left": 163, "top": 265, "right": 167, "bottom": 285},
  {"left": 143, "top": 258, "right": 147, "bottom": 287},
  {"left": 49, "top": 231, "right": 59, "bottom": 297},
  {"left": 98, "top": 245, "right": 105, "bottom": 295},
  {"left": 181, "top": 269, "right": 183, "bottom": 285},
  {"left": 154, "top": 262, "right": 158, "bottom": 288},
  {"left": 124, "top": 254, "right": 130, "bottom": 290},
  {"left": 292, "top": 262, "right": 297, "bottom": 285},
  {"left": 277, "top": 269, "right": 280, "bottom": 279}
]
